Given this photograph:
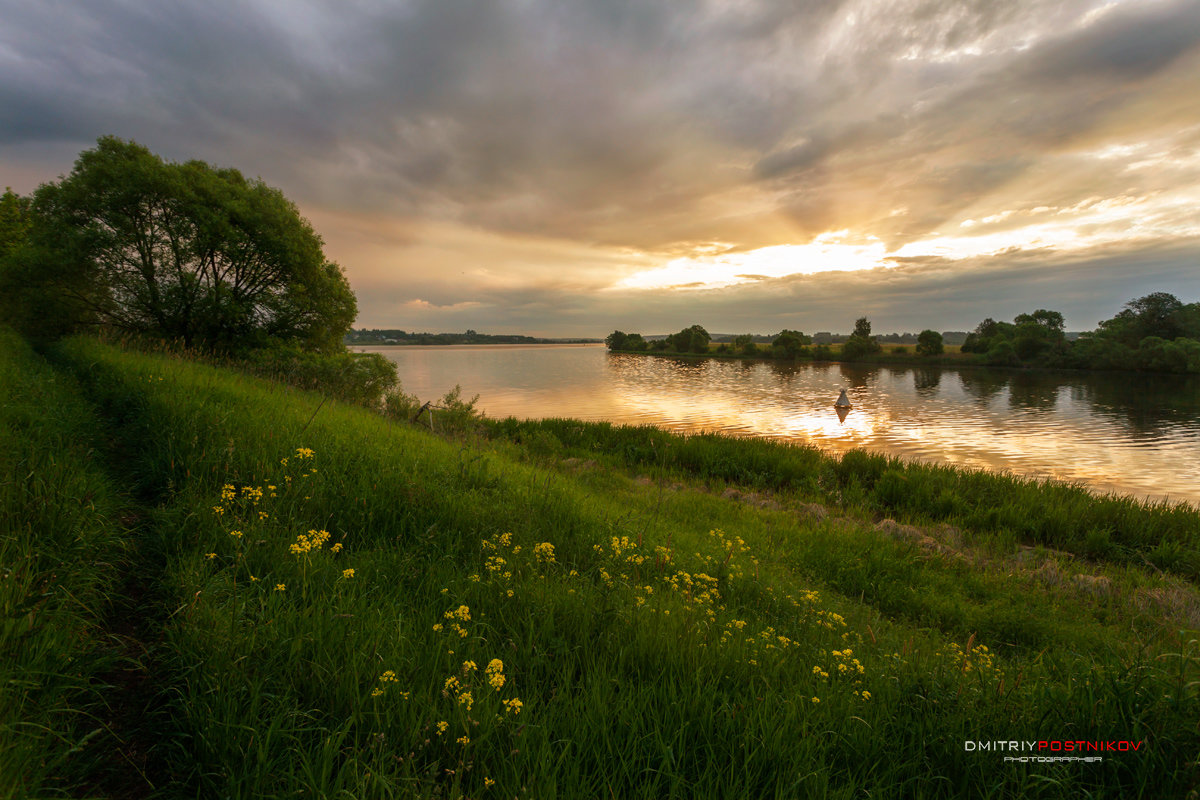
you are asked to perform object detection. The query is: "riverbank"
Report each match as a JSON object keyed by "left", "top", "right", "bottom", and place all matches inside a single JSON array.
[
  {"left": 4, "top": 331, "right": 1199, "bottom": 798},
  {"left": 611, "top": 343, "right": 1000, "bottom": 370}
]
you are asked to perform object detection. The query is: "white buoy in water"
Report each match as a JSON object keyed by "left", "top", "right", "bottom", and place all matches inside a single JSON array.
[{"left": 835, "top": 388, "right": 852, "bottom": 409}]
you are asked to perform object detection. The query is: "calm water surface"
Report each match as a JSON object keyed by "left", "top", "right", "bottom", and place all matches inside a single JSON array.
[{"left": 356, "top": 344, "right": 1200, "bottom": 507}]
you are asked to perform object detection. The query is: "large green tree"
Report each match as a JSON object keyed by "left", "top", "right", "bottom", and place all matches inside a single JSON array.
[
  {"left": 11, "top": 136, "right": 356, "bottom": 351},
  {"left": 0, "top": 188, "right": 30, "bottom": 257}
]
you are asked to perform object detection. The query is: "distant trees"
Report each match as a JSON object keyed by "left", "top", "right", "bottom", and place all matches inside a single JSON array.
[
  {"left": 1095, "top": 292, "right": 1199, "bottom": 346},
  {"left": 605, "top": 330, "right": 630, "bottom": 351},
  {"left": 0, "top": 137, "right": 356, "bottom": 351},
  {"left": 668, "top": 324, "right": 711, "bottom": 354},
  {"left": 603, "top": 293, "right": 1199, "bottom": 373},
  {"left": 841, "top": 317, "right": 882, "bottom": 361},
  {"left": 605, "top": 330, "right": 648, "bottom": 351},
  {"left": 916, "top": 329, "right": 944, "bottom": 357},
  {"left": 1070, "top": 293, "right": 1200, "bottom": 373},
  {"left": 961, "top": 309, "right": 1066, "bottom": 366},
  {"left": 771, "top": 329, "right": 811, "bottom": 360},
  {"left": 732, "top": 333, "right": 758, "bottom": 356}
]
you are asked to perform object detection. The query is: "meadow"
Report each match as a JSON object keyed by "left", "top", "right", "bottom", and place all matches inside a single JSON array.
[{"left": 2, "top": 331, "right": 1199, "bottom": 798}]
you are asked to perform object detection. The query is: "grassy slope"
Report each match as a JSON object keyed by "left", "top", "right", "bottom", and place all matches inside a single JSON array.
[
  {"left": 4, "top": 334, "right": 1199, "bottom": 798},
  {"left": 0, "top": 330, "right": 138, "bottom": 797}
]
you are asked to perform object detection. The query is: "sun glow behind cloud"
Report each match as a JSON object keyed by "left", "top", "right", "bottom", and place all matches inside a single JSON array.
[{"left": 613, "top": 233, "right": 889, "bottom": 291}]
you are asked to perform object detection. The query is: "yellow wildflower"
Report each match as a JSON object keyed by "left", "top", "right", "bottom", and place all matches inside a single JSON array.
[
  {"left": 274, "top": 583, "right": 286, "bottom": 592},
  {"left": 484, "top": 777, "right": 496, "bottom": 788},
  {"left": 503, "top": 697, "right": 523, "bottom": 715},
  {"left": 436, "top": 721, "right": 449, "bottom": 736},
  {"left": 371, "top": 688, "right": 384, "bottom": 698},
  {"left": 330, "top": 543, "right": 342, "bottom": 553},
  {"left": 342, "top": 568, "right": 355, "bottom": 579},
  {"left": 811, "top": 697, "right": 820, "bottom": 704},
  {"left": 456, "top": 735, "right": 470, "bottom": 745},
  {"left": 205, "top": 552, "right": 217, "bottom": 559},
  {"left": 380, "top": 671, "right": 398, "bottom": 683},
  {"left": 229, "top": 530, "right": 243, "bottom": 539}
]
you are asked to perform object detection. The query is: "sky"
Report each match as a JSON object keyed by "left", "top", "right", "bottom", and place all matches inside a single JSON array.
[{"left": 2, "top": 0, "right": 1199, "bottom": 337}]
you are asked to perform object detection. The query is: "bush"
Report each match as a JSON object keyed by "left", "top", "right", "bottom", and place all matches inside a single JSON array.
[
  {"left": 916, "top": 330, "right": 944, "bottom": 357},
  {"left": 236, "top": 345, "right": 399, "bottom": 407}
]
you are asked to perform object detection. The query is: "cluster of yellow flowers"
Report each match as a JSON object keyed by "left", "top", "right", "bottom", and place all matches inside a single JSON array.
[
  {"left": 939, "top": 641, "right": 996, "bottom": 675},
  {"left": 371, "top": 670, "right": 408, "bottom": 699},
  {"left": 435, "top": 604, "right": 471, "bottom": 638},
  {"left": 533, "top": 541, "right": 556, "bottom": 564},
  {"left": 486, "top": 658, "right": 505, "bottom": 690},
  {"left": 423, "top": 650, "right": 523, "bottom": 750},
  {"left": 289, "top": 528, "right": 331, "bottom": 555},
  {"left": 829, "top": 649, "right": 865, "bottom": 676}
]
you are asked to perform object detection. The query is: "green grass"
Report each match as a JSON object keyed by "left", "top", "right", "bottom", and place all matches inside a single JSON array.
[
  {"left": 482, "top": 417, "right": 1200, "bottom": 579},
  {"left": 0, "top": 329, "right": 136, "bottom": 797},
  {"left": 3, "top": 332, "right": 1199, "bottom": 798}
]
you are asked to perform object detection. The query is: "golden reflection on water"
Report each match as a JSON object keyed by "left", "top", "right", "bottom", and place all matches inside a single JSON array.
[{"left": 358, "top": 345, "right": 1200, "bottom": 507}]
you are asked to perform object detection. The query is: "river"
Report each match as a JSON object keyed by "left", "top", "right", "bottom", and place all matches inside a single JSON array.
[{"left": 355, "top": 344, "right": 1200, "bottom": 507}]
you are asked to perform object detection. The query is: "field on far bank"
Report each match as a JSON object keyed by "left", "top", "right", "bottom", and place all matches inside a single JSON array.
[{"left": 3, "top": 331, "right": 1199, "bottom": 798}]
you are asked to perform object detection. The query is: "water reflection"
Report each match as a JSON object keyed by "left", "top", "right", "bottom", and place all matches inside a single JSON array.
[
  {"left": 912, "top": 367, "right": 942, "bottom": 396},
  {"left": 356, "top": 344, "right": 1200, "bottom": 506}
]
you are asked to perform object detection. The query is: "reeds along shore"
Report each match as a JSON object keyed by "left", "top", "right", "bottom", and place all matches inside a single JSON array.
[{"left": 3, "top": 330, "right": 1199, "bottom": 799}]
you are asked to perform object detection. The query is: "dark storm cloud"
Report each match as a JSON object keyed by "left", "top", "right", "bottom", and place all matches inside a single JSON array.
[
  {"left": 3, "top": 0, "right": 1199, "bottom": 334},
  {"left": 5, "top": 1, "right": 1196, "bottom": 227}
]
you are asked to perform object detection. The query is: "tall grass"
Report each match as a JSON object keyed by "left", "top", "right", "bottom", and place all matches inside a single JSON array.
[
  {"left": 482, "top": 417, "right": 1200, "bottom": 579},
  {"left": 0, "top": 329, "right": 134, "bottom": 797},
  {"left": 28, "top": 335, "right": 1199, "bottom": 798}
]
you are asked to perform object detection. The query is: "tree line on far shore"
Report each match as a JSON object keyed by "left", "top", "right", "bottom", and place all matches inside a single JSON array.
[
  {"left": 606, "top": 319, "right": 947, "bottom": 361},
  {"left": 606, "top": 292, "right": 1200, "bottom": 374}
]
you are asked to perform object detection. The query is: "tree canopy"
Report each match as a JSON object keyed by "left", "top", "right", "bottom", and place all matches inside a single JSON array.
[
  {"left": 916, "top": 329, "right": 944, "bottom": 357},
  {"left": 841, "top": 317, "right": 881, "bottom": 360},
  {"left": 2, "top": 137, "right": 356, "bottom": 351}
]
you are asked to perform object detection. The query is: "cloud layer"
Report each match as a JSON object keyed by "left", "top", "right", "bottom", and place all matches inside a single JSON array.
[{"left": 3, "top": 0, "right": 1199, "bottom": 334}]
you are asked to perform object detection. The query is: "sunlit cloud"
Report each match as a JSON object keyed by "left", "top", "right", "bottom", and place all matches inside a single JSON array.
[
  {"left": 2, "top": 0, "right": 1199, "bottom": 333},
  {"left": 613, "top": 233, "right": 890, "bottom": 291},
  {"left": 402, "top": 299, "right": 483, "bottom": 311}
]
